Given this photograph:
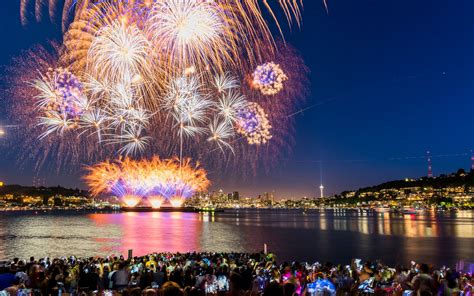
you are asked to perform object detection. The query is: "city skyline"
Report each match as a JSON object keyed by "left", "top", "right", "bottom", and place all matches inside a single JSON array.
[{"left": 0, "top": 0, "right": 473, "bottom": 198}]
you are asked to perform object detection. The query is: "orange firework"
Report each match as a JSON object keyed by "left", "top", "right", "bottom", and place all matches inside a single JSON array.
[{"left": 83, "top": 157, "right": 210, "bottom": 207}]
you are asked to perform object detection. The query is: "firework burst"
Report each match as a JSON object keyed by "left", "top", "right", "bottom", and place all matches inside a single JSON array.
[
  {"left": 252, "top": 62, "right": 288, "bottom": 95},
  {"left": 207, "top": 117, "right": 235, "bottom": 154},
  {"left": 88, "top": 21, "right": 153, "bottom": 83},
  {"left": 33, "top": 67, "right": 87, "bottom": 120},
  {"left": 147, "top": 0, "right": 223, "bottom": 68},
  {"left": 217, "top": 89, "right": 248, "bottom": 124},
  {"left": 84, "top": 157, "right": 210, "bottom": 207},
  {"left": 236, "top": 102, "right": 272, "bottom": 145},
  {"left": 10, "top": 0, "right": 311, "bottom": 182}
]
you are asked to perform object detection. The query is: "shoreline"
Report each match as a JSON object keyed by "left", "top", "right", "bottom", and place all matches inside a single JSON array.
[{"left": 0, "top": 206, "right": 469, "bottom": 214}]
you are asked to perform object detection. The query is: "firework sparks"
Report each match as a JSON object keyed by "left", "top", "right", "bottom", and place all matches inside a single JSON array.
[
  {"left": 164, "top": 75, "right": 213, "bottom": 139},
  {"left": 148, "top": 0, "right": 223, "bottom": 65},
  {"left": 207, "top": 117, "right": 235, "bottom": 154},
  {"left": 109, "top": 125, "right": 151, "bottom": 156},
  {"left": 11, "top": 0, "right": 310, "bottom": 179},
  {"left": 33, "top": 68, "right": 87, "bottom": 120},
  {"left": 252, "top": 62, "right": 288, "bottom": 95},
  {"left": 79, "top": 108, "right": 107, "bottom": 142},
  {"left": 88, "top": 21, "right": 152, "bottom": 83},
  {"left": 236, "top": 102, "right": 272, "bottom": 145},
  {"left": 37, "top": 112, "right": 77, "bottom": 139},
  {"left": 214, "top": 73, "right": 240, "bottom": 94},
  {"left": 148, "top": 195, "right": 165, "bottom": 208},
  {"left": 217, "top": 89, "right": 248, "bottom": 124},
  {"left": 84, "top": 157, "right": 210, "bottom": 207},
  {"left": 123, "top": 194, "right": 142, "bottom": 207},
  {"left": 21, "top": 0, "right": 305, "bottom": 33}
]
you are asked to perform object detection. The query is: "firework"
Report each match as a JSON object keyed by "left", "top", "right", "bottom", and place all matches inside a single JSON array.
[
  {"left": 252, "top": 62, "right": 288, "bottom": 95},
  {"left": 169, "top": 196, "right": 185, "bottom": 208},
  {"left": 78, "top": 108, "right": 107, "bottom": 142},
  {"left": 84, "top": 157, "right": 210, "bottom": 207},
  {"left": 37, "top": 112, "right": 77, "bottom": 139},
  {"left": 21, "top": 0, "right": 306, "bottom": 53},
  {"left": 55, "top": 0, "right": 308, "bottom": 78},
  {"left": 31, "top": 67, "right": 88, "bottom": 140},
  {"left": 108, "top": 125, "right": 151, "bottom": 156},
  {"left": 33, "top": 67, "right": 87, "bottom": 120},
  {"left": 147, "top": 0, "right": 223, "bottom": 68},
  {"left": 21, "top": 0, "right": 155, "bottom": 31},
  {"left": 123, "top": 194, "right": 142, "bottom": 207},
  {"left": 207, "top": 117, "right": 235, "bottom": 154},
  {"left": 164, "top": 75, "right": 213, "bottom": 140},
  {"left": 217, "top": 89, "right": 248, "bottom": 124},
  {"left": 11, "top": 0, "right": 310, "bottom": 180},
  {"left": 236, "top": 102, "right": 272, "bottom": 145},
  {"left": 148, "top": 195, "right": 165, "bottom": 208},
  {"left": 214, "top": 73, "right": 239, "bottom": 94},
  {"left": 88, "top": 21, "right": 153, "bottom": 83}
]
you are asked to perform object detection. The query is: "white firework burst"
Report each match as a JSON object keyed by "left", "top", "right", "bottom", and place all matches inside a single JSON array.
[
  {"left": 83, "top": 74, "right": 112, "bottom": 99},
  {"left": 38, "top": 112, "right": 77, "bottom": 139},
  {"left": 108, "top": 125, "right": 151, "bottom": 156},
  {"left": 163, "top": 75, "right": 201, "bottom": 111},
  {"left": 88, "top": 21, "right": 152, "bottom": 82},
  {"left": 213, "top": 73, "right": 239, "bottom": 93},
  {"left": 217, "top": 90, "right": 247, "bottom": 123},
  {"left": 148, "top": 0, "right": 224, "bottom": 67},
  {"left": 207, "top": 117, "right": 235, "bottom": 154},
  {"left": 164, "top": 75, "right": 214, "bottom": 136},
  {"left": 31, "top": 73, "right": 56, "bottom": 108},
  {"left": 79, "top": 108, "right": 108, "bottom": 142}
]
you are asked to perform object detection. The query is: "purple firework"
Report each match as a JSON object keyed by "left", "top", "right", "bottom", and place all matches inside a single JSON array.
[
  {"left": 52, "top": 68, "right": 85, "bottom": 118},
  {"left": 236, "top": 102, "right": 272, "bottom": 145},
  {"left": 252, "top": 62, "right": 288, "bottom": 95}
]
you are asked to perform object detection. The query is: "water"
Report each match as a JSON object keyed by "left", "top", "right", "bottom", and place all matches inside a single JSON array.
[{"left": 0, "top": 209, "right": 472, "bottom": 266}]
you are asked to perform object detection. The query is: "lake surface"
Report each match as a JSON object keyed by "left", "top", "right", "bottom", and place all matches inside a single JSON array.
[{"left": 0, "top": 209, "right": 472, "bottom": 266}]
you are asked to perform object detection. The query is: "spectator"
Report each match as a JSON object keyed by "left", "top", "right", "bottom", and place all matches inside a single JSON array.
[{"left": 0, "top": 252, "right": 471, "bottom": 296}]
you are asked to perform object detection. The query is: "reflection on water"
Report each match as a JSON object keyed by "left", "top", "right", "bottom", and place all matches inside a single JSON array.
[{"left": 0, "top": 210, "right": 472, "bottom": 266}]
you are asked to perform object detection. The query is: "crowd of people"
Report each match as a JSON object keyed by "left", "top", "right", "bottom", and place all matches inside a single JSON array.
[{"left": 0, "top": 252, "right": 472, "bottom": 296}]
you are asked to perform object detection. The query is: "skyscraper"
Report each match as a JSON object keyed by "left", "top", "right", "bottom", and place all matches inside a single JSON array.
[{"left": 232, "top": 191, "right": 240, "bottom": 201}]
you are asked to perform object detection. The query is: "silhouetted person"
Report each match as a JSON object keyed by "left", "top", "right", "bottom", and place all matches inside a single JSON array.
[
  {"left": 412, "top": 264, "right": 436, "bottom": 296},
  {"left": 161, "top": 281, "right": 184, "bottom": 296},
  {"left": 264, "top": 281, "right": 284, "bottom": 296}
]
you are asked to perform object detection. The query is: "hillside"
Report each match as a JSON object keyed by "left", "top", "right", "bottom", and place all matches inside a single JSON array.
[
  {"left": 0, "top": 184, "right": 89, "bottom": 197},
  {"left": 352, "top": 169, "right": 474, "bottom": 194}
]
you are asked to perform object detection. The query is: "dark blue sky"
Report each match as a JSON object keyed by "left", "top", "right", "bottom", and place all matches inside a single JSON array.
[{"left": 1, "top": 0, "right": 473, "bottom": 198}]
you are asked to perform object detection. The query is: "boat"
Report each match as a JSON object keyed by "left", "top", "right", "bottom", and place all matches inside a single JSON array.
[
  {"left": 121, "top": 207, "right": 197, "bottom": 212},
  {"left": 196, "top": 207, "right": 224, "bottom": 213},
  {"left": 374, "top": 207, "right": 391, "bottom": 213},
  {"left": 121, "top": 206, "right": 224, "bottom": 213},
  {"left": 401, "top": 208, "right": 418, "bottom": 215}
]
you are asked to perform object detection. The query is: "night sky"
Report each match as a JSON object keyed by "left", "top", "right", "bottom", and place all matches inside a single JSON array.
[{"left": 0, "top": 0, "right": 473, "bottom": 198}]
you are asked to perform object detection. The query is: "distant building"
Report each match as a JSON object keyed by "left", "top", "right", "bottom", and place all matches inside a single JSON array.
[{"left": 232, "top": 191, "right": 240, "bottom": 201}]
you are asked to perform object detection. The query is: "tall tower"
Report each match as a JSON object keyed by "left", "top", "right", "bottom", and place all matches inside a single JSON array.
[
  {"left": 319, "top": 162, "right": 324, "bottom": 198},
  {"left": 427, "top": 150, "right": 433, "bottom": 178}
]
